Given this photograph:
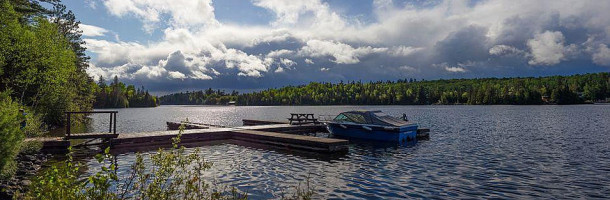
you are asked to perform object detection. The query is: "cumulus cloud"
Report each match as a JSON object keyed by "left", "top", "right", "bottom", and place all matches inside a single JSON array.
[
  {"left": 527, "top": 31, "right": 569, "bottom": 66},
  {"left": 79, "top": 24, "right": 108, "bottom": 37},
  {"left": 445, "top": 66, "right": 466, "bottom": 72},
  {"left": 304, "top": 58, "right": 314, "bottom": 64},
  {"left": 252, "top": 0, "right": 345, "bottom": 30},
  {"left": 86, "top": 0, "right": 610, "bottom": 91},
  {"left": 298, "top": 40, "right": 387, "bottom": 64},
  {"left": 389, "top": 46, "right": 422, "bottom": 57},
  {"left": 266, "top": 49, "right": 294, "bottom": 58},
  {"left": 280, "top": 58, "right": 296, "bottom": 68},
  {"left": 168, "top": 71, "right": 186, "bottom": 79},
  {"left": 592, "top": 44, "right": 610, "bottom": 66},
  {"left": 102, "top": 0, "right": 218, "bottom": 32},
  {"left": 489, "top": 45, "right": 525, "bottom": 56}
]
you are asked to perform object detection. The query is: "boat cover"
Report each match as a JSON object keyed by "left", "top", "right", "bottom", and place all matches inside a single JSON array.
[{"left": 332, "top": 110, "right": 412, "bottom": 127}]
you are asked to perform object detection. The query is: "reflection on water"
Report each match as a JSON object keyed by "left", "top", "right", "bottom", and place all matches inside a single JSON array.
[{"left": 84, "top": 105, "right": 610, "bottom": 199}]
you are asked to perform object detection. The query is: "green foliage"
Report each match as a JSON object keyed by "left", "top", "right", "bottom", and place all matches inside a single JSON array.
[
  {"left": 25, "top": 122, "right": 316, "bottom": 199},
  {"left": 23, "top": 107, "right": 46, "bottom": 138},
  {"left": 0, "top": 1, "right": 95, "bottom": 126},
  {"left": 24, "top": 146, "right": 85, "bottom": 200},
  {"left": 19, "top": 140, "right": 42, "bottom": 155},
  {"left": 159, "top": 88, "right": 238, "bottom": 105},
  {"left": 0, "top": 91, "right": 25, "bottom": 180},
  {"left": 94, "top": 76, "right": 159, "bottom": 108},
  {"left": 237, "top": 73, "right": 610, "bottom": 105},
  {"left": 25, "top": 123, "right": 248, "bottom": 200}
]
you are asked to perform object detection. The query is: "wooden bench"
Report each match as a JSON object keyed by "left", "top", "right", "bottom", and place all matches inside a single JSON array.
[{"left": 287, "top": 113, "right": 320, "bottom": 125}]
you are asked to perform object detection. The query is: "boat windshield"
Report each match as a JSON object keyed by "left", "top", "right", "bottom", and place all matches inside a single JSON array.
[{"left": 333, "top": 110, "right": 412, "bottom": 127}]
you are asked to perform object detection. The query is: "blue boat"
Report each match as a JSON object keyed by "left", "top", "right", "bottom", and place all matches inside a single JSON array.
[{"left": 326, "top": 110, "right": 419, "bottom": 142}]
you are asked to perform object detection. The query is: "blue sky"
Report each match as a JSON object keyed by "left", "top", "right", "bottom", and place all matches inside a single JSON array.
[{"left": 64, "top": 0, "right": 610, "bottom": 93}]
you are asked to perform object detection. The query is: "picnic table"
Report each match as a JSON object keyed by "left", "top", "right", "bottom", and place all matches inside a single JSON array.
[{"left": 288, "top": 113, "right": 319, "bottom": 125}]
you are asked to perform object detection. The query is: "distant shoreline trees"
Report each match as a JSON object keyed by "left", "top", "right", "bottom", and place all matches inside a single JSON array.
[
  {"left": 158, "top": 72, "right": 609, "bottom": 106},
  {"left": 94, "top": 76, "right": 159, "bottom": 108},
  {"left": 159, "top": 89, "right": 238, "bottom": 105},
  {"left": 236, "top": 73, "right": 609, "bottom": 106}
]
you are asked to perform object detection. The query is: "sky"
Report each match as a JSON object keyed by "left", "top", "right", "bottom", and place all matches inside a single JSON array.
[{"left": 65, "top": 0, "right": 610, "bottom": 93}]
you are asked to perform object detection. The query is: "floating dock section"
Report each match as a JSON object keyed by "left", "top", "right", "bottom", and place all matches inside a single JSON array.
[
  {"left": 166, "top": 121, "right": 227, "bottom": 130},
  {"left": 242, "top": 119, "right": 287, "bottom": 126},
  {"left": 33, "top": 119, "right": 430, "bottom": 154},
  {"left": 111, "top": 124, "right": 346, "bottom": 153}
]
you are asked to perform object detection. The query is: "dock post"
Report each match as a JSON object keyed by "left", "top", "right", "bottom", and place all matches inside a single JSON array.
[
  {"left": 113, "top": 112, "right": 117, "bottom": 135},
  {"left": 66, "top": 113, "right": 71, "bottom": 137},
  {"left": 109, "top": 113, "right": 113, "bottom": 133}
]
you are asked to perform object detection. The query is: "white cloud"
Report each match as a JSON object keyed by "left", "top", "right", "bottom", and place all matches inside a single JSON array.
[
  {"left": 252, "top": 0, "right": 345, "bottom": 30},
  {"left": 102, "top": 0, "right": 218, "bottom": 32},
  {"left": 274, "top": 67, "right": 285, "bottom": 73},
  {"left": 527, "top": 31, "right": 568, "bottom": 66},
  {"left": 389, "top": 46, "right": 422, "bottom": 57},
  {"left": 266, "top": 49, "right": 294, "bottom": 58},
  {"left": 280, "top": 58, "right": 296, "bottom": 67},
  {"left": 434, "top": 62, "right": 466, "bottom": 73},
  {"left": 489, "top": 45, "right": 524, "bottom": 56},
  {"left": 168, "top": 71, "right": 186, "bottom": 79},
  {"left": 191, "top": 71, "right": 213, "bottom": 80},
  {"left": 88, "top": 0, "right": 610, "bottom": 91},
  {"left": 79, "top": 24, "right": 108, "bottom": 37},
  {"left": 593, "top": 44, "right": 610, "bottom": 66},
  {"left": 304, "top": 58, "right": 314, "bottom": 64},
  {"left": 445, "top": 66, "right": 466, "bottom": 72},
  {"left": 299, "top": 40, "right": 387, "bottom": 64}
]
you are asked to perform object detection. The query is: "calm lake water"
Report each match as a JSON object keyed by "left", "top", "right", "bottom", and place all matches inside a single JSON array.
[{"left": 85, "top": 105, "right": 610, "bottom": 199}]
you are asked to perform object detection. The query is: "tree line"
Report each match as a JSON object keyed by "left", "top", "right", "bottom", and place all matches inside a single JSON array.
[
  {"left": 159, "top": 88, "right": 238, "bottom": 105},
  {"left": 0, "top": 0, "right": 95, "bottom": 126},
  {"left": 235, "top": 72, "right": 610, "bottom": 106},
  {"left": 94, "top": 76, "right": 159, "bottom": 108},
  {"left": 1, "top": 0, "right": 94, "bottom": 180}
]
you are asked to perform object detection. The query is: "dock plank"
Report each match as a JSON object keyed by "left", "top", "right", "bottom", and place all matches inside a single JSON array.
[
  {"left": 65, "top": 132, "right": 118, "bottom": 139},
  {"left": 231, "top": 129, "right": 348, "bottom": 152},
  {"left": 109, "top": 124, "right": 346, "bottom": 153}
]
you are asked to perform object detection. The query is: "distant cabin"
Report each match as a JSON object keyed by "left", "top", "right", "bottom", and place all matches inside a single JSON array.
[
  {"left": 227, "top": 101, "right": 236, "bottom": 106},
  {"left": 541, "top": 95, "right": 550, "bottom": 103}
]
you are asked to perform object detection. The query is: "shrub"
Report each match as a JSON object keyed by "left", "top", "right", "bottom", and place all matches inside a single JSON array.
[
  {"left": 0, "top": 91, "right": 25, "bottom": 180},
  {"left": 24, "top": 123, "right": 316, "bottom": 199},
  {"left": 25, "top": 124, "right": 248, "bottom": 200}
]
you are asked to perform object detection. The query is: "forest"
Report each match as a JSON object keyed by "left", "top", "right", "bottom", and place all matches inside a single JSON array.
[
  {"left": 94, "top": 76, "right": 159, "bottom": 108},
  {"left": 0, "top": 0, "right": 95, "bottom": 127},
  {"left": 159, "top": 73, "right": 610, "bottom": 106},
  {"left": 1, "top": 0, "right": 94, "bottom": 181},
  {"left": 159, "top": 88, "right": 238, "bottom": 105},
  {"left": 236, "top": 73, "right": 610, "bottom": 106}
]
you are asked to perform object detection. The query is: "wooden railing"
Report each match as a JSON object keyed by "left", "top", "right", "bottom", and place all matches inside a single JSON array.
[{"left": 65, "top": 111, "right": 118, "bottom": 137}]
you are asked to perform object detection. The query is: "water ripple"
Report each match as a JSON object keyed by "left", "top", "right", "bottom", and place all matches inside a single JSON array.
[{"left": 85, "top": 105, "right": 610, "bottom": 199}]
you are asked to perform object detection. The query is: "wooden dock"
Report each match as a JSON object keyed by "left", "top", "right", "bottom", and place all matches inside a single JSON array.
[
  {"left": 111, "top": 124, "right": 345, "bottom": 153},
  {"left": 32, "top": 118, "right": 430, "bottom": 154},
  {"left": 65, "top": 132, "right": 119, "bottom": 139},
  {"left": 242, "top": 119, "right": 287, "bottom": 126}
]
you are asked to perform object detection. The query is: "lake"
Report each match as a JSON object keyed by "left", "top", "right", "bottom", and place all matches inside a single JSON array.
[{"left": 85, "top": 105, "right": 610, "bottom": 199}]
